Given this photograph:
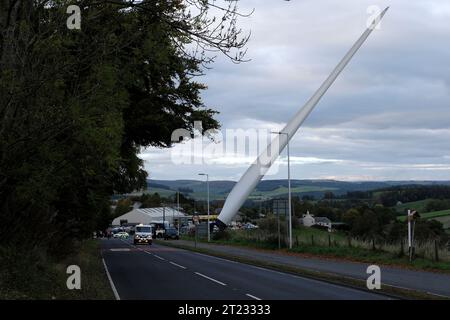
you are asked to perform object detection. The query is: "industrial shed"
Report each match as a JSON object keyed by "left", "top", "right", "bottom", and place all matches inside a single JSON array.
[{"left": 111, "top": 207, "right": 186, "bottom": 226}]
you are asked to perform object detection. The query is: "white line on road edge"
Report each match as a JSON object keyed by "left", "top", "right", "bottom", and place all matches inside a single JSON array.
[
  {"left": 170, "top": 261, "right": 187, "bottom": 269},
  {"left": 246, "top": 293, "right": 262, "bottom": 300},
  {"left": 102, "top": 258, "right": 120, "bottom": 300},
  {"left": 195, "top": 252, "right": 238, "bottom": 264},
  {"left": 154, "top": 254, "right": 166, "bottom": 261},
  {"left": 195, "top": 272, "right": 226, "bottom": 286}
]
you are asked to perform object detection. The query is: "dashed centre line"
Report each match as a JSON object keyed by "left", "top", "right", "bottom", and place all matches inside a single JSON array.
[
  {"left": 195, "top": 272, "right": 227, "bottom": 286},
  {"left": 170, "top": 261, "right": 187, "bottom": 269},
  {"left": 246, "top": 293, "right": 262, "bottom": 300}
]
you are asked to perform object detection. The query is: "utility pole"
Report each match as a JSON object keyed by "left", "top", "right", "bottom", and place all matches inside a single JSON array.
[
  {"left": 272, "top": 131, "right": 292, "bottom": 249},
  {"left": 199, "top": 173, "right": 210, "bottom": 242},
  {"left": 408, "top": 210, "right": 419, "bottom": 262},
  {"left": 163, "top": 206, "right": 166, "bottom": 229}
]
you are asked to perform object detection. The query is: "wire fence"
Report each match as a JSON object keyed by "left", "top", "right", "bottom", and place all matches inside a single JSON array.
[{"left": 228, "top": 229, "right": 450, "bottom": 262}]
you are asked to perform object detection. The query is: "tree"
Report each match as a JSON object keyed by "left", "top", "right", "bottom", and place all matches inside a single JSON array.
[
  {"left": 114, "top": 199, "right": 133, "bottom": 217},
  {"left": 0, "top": 0, "right": 250, "bottom": 255},
  {"left": 140, "top": 193, "right": 162, "bottom": 208},
  {"left": 323, "top": 191, "right": 335, "bottom": 199},
  {"left": 342, "top": 209, "right": 361, "bottom": 229},
  {"left": 351, "top": 209, "right": 380, "bottom": 239}
]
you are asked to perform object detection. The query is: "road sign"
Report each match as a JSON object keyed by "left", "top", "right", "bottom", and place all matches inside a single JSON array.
[{"left": 273, "top": 199, "right": 288, "bottom": 216}]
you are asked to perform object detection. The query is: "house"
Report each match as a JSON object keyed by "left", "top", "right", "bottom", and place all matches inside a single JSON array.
[
  {"left": 300, "top": 211, "right": 332, "bottom": 231},
  {"left": 300, "top": 211, "right": 316, "bottom": 227},
  {"left": 314, "top": 216, "right": 332, "bottom": 230}
]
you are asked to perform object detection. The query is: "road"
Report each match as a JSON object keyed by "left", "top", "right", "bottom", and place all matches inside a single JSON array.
[
  {"left": 170, "top": 240, "right": 450, "bottom": 298},
  {"left": 101, "top": 238, "right": 388, "bottom": 300}
]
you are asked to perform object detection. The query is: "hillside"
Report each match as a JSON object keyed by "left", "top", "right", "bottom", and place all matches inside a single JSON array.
[{"left": 143, "top": 179, "right": 450, "bottom": 201}]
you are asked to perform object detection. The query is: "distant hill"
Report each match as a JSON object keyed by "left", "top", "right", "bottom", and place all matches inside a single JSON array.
[{"left": 144, "top": 179, "right": 450, "bottom": 201}]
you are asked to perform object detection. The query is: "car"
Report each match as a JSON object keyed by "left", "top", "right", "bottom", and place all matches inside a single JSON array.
[
  {"left": 244, "top": 223, "right": 258, "bottom": 230},
  {"left": 134, "top": 224, "right": 153, "bottom": 245},
  {"left": 113, "top": 231, "right": 129, "bottom": 239},
  {"left": 164, "top": 227, "right": 179, "bottom": 240}
]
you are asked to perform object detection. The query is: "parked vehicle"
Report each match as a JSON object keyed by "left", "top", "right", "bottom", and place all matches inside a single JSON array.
[
  {"left": 164, "top": 227, "right": 180, "bottom": 240},
  {"left": 244, "top": 223, "right": 258, "bottom": 230},
  {"left": 113, "top": 231, "right": 129, "bottom": 239},
  {"left": 134, "top": 224, "right": 153, "bottom": 245}
]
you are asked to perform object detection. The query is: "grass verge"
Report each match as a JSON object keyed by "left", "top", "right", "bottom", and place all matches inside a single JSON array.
[
  {"left": 181, "top": 233, "right": 450, "bottom": 273},
  {"left": 0, "top": 239, "right": 114, "bottom": 300},
  {"left": 156, "top": 239, "right": 449, "bottom": 300}
]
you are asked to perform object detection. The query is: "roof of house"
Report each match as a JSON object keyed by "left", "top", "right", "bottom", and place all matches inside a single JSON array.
[{"left": 314, "top": 217, "right": 332, "bottom": 224}]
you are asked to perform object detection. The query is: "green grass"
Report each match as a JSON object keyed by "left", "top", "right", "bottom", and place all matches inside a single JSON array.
[
  {"left": 249, "top": 186, "right": 337, "bottom": 199},
  {"left": 289, "top": 245, "right": 450, "bottom": 271},
  {"left": 182, "top": 228, "right": 450, "bottom": 272},
  {"left": 394, "top": 199, "right": 435, "bottom": 214},
  {"left": 397, "top": 209, "right": 450, "bottom": 222},
  {"left": 0, "top": 240, "right": 114, "bottom": 300},
  {"left": 134, "top": 185, "right": 337, "bottom": 201}
]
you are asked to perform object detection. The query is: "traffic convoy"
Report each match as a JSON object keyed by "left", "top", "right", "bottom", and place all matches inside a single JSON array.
[{"left": 111, "top": 223, "right": 180, "bottom": 245}]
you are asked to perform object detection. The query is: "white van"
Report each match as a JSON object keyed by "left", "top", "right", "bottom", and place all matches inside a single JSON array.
[{"left": 133, "top": 224, "right": 153, "bottom": 245}]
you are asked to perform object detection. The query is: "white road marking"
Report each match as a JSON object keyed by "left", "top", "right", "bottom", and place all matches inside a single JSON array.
[
  {"left": 170, "top": 261, "right": 187, "bottom": 269},
  {"left": 195, "top": 272, "right": 227, "bottom": 286},
  {"left": 246, "top": 293, "right": 262, "bottom": 300},
  {"left": 195, "top": 252, "right": 238, "bottom": 264},
  {"left": 109, "top": 248, "right": 130, "bottom": 252},
  {"left": 102, "top": 258, "right": 120, "bottom": 300},
  {"left": 252, "top": 265, "right": 285, "bottom": 275},
  {"left": 154, "top": 254, "right": 166, "bottom": 261}
]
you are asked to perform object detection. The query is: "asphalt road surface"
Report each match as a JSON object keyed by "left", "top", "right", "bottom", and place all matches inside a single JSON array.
[
  {"left": 101, "top": 238, "right": 388, "bottom": 300},
  {"left": 171, "top": 240, "right": 450, "bottom": 298}
]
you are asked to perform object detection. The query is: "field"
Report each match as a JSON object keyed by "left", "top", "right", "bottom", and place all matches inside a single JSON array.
[
  {"left": 395, "top": 202, "right": 450, "bottom": 233},
  {"left": 394, "top": 199, "right": 434, "bottom": 214},
  {"left": 137, "top": 185, "right": 338, "bottom": 201},
  {"left": 432, "top": 214, "right": 450, "bottom": 230}
]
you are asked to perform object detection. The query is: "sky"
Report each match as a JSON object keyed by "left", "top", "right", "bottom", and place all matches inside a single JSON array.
[{"left": 139, "top": 0, "right": 450, "bottom": 182}]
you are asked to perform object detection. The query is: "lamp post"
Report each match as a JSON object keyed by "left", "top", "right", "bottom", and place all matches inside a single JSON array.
[
  {"left": 199, "top": 173, "right": 210, "bottom": 242},
  {"left": 176, "top": 191, "right": 180, "bottom": 233},
  {"left": 271, "top": 131, "right": 292, "bottom": 249}
]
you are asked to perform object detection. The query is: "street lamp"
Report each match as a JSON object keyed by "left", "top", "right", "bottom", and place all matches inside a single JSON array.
[
  {"left": 271, "top": 131, "right": 292, "bottom": 249},
  {"left": 199, "top": 173, "right": 210, "bottom": 242}
]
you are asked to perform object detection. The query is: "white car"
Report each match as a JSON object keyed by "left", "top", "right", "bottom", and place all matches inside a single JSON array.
[
  {"left": 134, "top": 224, "right": 153, "bottom": 245},
  {"left": 113, "top": 231, "right": 129, "bottom": 239}
]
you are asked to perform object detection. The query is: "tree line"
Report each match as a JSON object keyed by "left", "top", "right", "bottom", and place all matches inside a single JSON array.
[{"left": 0, "top": 1, "right": 248, "bottom": 257}]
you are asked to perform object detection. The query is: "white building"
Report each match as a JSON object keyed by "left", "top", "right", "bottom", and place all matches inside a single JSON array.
[
  {"left": 300, "top": 211, "right": 316, "bottom": 227},
  {"left": 300, "top": 211, "right": 332, "bottom": 231},
  {"left": 112, "top": 207, "right": 186, "bottom": 226}
]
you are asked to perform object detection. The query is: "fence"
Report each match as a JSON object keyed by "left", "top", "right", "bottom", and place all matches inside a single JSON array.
[{"left": 229, "top": 229, "right": 450, "bottom": 262}]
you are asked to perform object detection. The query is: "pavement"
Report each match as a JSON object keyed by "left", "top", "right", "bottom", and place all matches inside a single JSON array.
[
  {"left": 100, "top": 238, "right": 389, "bottom": 300},
  {"left": 164, "top": 239, "right": 450, "bottom": 298}
]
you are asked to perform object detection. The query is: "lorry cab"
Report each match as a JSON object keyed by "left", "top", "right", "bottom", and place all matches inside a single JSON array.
[{"left": 133, "top": 224, "right": 153, "bottom": 245}]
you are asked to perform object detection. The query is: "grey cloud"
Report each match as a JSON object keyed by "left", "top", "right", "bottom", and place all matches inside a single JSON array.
[{"left": 142, "top": 0, "right": 450, "bottom": 181}]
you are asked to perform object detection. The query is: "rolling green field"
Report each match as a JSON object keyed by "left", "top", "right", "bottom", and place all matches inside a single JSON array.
[
  {"left": 431, "top": 213, "right": 450, "bottom": 230},
  {"left": 137, "top": 185, "right": 338, "bottom": 201},
  {"left": 397, "top": 206, "right": 450, "bottom": 222},
  {"left": 397, "top": 207, "right": 450, "bottom": 231},
  {"left": 394, "top": 199, "right": 435, "bottom": 214}
]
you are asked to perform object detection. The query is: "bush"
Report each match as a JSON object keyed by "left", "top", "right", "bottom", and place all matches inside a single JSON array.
[
  {"left": 212, "top": 230, "right": 231, "bottom": 241},
  {"left": 257, "top": 216, "right": 286, "bottom": 234}
]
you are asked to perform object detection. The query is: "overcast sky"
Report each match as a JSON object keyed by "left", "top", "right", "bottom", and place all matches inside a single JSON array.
[{"left": 140, "top": 0, "right": 450, "bottom": 182}]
